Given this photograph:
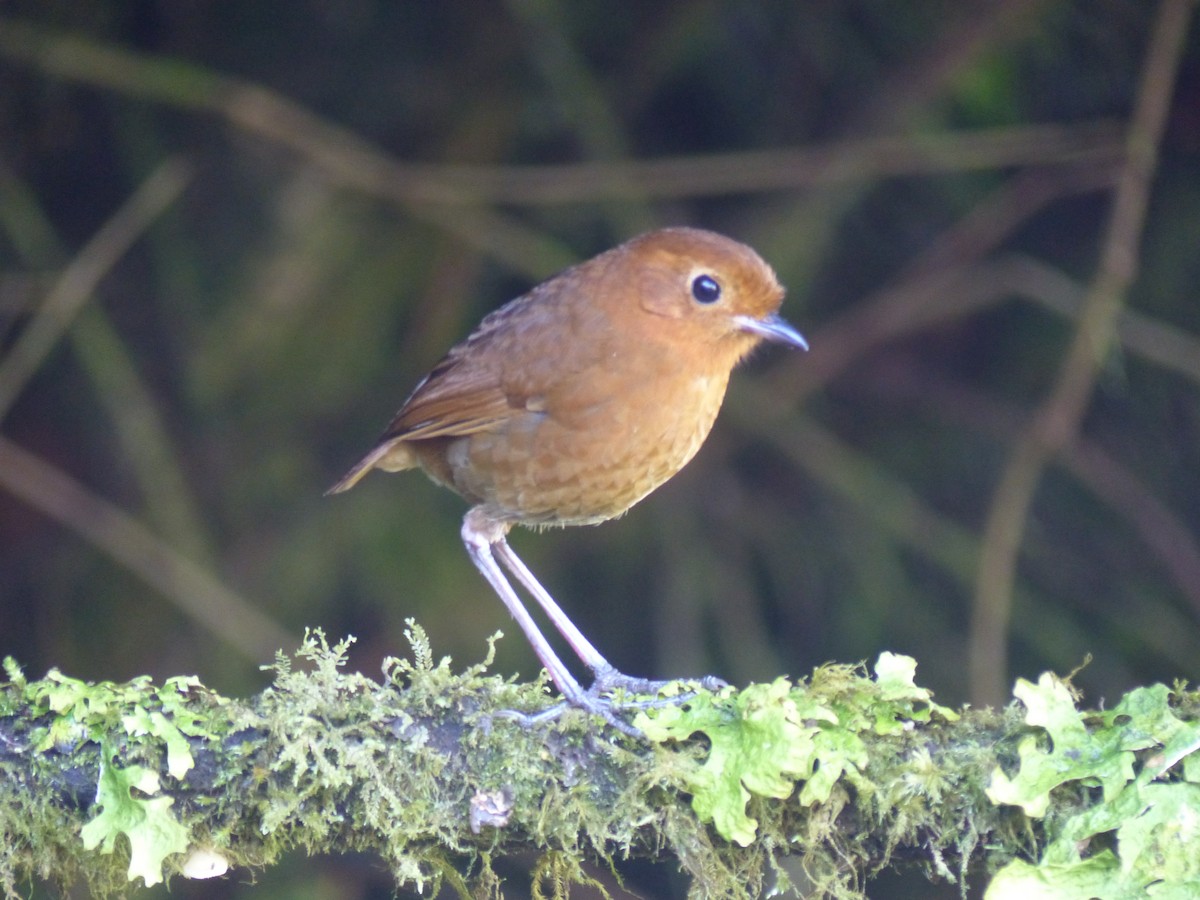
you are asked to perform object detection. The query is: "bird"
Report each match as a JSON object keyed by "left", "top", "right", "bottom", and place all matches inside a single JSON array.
[{"left": 328, "top": 227, "right": 807, "bottom": 735}]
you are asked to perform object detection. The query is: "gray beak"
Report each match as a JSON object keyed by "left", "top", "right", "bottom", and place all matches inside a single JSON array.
[{"left": 734, "top": 313, "right": 809, "bottom": 351}]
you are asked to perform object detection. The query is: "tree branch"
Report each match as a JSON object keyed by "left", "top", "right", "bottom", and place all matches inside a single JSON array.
[{"left": 3, "top": 632, "right": 1198, "bottom": 899}]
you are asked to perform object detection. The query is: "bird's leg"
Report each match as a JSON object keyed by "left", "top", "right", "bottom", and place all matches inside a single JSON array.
[
  {"left": 461, "top": 511, "right": 642, "bottom": 737},
  {"left": 491, "top": 537, "right": 608, "bottom": 673},
  {"left": 491, "top": 536, "right": 707, "bottom": 698},
  {"left": 461, "top": 513, "right": 585, "bottom": 701}
]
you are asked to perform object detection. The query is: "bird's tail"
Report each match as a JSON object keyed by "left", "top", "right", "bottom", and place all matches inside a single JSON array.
[{"left": 325, "top": 439, "right": 415, "bottom": 495}]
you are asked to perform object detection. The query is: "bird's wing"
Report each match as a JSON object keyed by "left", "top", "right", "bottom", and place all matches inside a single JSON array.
[
  {"left": 384, "top": 286, "right": 613, "bottom": 439},
  {"left": 381, "top": 353, "right": 516, "bottom": 440}
]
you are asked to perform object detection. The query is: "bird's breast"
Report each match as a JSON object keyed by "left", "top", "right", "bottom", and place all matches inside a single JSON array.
[{"left": 443, "top": 365, "right": 731, "bottom": 527}]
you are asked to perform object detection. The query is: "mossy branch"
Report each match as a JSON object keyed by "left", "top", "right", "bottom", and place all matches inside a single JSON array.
[{"left": 2, "top": 630, "right": 1198, "bottom": 899}]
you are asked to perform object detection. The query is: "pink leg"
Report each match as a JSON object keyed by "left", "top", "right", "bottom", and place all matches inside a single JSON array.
[
  {"left": 460, "top": 510, "right": 642, "bottom": 736},
  {"left": 492, "top": 535, "right": 688, "bottom": 696},
  {"left": 492, "top": 538, "right": 609, "bottom": 673}
]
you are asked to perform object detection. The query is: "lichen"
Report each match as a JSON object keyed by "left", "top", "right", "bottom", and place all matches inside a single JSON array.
[
  {"left": 5, "top": 632, "right": 1199, "bottom": 898},
  {"left": 634, "top": 652, "right": 964, "bottom": 899}
]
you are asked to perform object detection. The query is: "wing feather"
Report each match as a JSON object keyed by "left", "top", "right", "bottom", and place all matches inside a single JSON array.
[{"left": 380, "top": 353, "right": 514, "bottom": 441}]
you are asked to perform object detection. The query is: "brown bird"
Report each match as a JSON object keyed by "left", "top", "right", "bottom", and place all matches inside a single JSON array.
[{"left": 329, "top": 227, "right": 806, "bottom": 734}]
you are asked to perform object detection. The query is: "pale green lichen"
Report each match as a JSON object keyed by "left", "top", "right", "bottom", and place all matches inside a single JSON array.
[
  {"left": 79, "top": 742, "right": 190, "bottom": 886},
  {"left": 985, "top": 676, "right": 1200, "bottom": 898},
  {"left": 635, "top": 653, "right": 965, "bottom": 898},
  {"left": 0, "top": 657, "right": 231, "bottom": 896},
  {"left": 4, "top": 634, "right": 1200, "bottom": 899}
]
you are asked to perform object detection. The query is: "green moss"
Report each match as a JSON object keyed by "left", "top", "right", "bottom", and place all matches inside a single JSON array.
[{"left": 4, "top": 636, "right": 1200, "bottom": 898}]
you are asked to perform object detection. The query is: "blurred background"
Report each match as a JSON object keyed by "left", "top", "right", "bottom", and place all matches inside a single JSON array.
[{"left": 1, "top": 1, "right": 1198, "bottom": 897}]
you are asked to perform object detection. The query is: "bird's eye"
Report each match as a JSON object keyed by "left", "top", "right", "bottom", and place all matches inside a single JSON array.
[{"left": 691, "top": 274, "right": 721, "bottom": 304}]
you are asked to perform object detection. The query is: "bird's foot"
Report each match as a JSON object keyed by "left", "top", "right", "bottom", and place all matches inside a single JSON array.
[
  {"left": 494, "top": 670, "right": 729, "bottom": 739},
  {"left": 589, "top": 665, "right": 729, "bottom": 699},
  {"left": 495, "top": 695, "right": 644, "bottom": 739}
]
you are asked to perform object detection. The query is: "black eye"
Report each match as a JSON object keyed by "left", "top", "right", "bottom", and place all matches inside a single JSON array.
[{"left": 691, "top": 274, "right": 721, "bottom": 304}]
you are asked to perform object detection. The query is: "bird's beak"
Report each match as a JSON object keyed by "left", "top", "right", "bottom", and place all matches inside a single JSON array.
[{"left": 734, "top": 313, "right": 809, "bottom": 351}]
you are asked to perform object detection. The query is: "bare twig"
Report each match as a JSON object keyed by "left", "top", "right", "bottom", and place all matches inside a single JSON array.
[
  {"left": 0, "top": 18, "right": 575, "bottom": 277},
  {"left": 762, "top": 163, "right": 1120, "bottom": 404},
  {"left": 0, "top": 20, "right": 1124, "bottom": 202},
  {"left": 505, "top": 0, "right": 655, "bottom": 237},
  {"left": 968, "top": 0, "right": 1195, "bottom": 707},
  {"left": 424, "top": 123, "right": 1124, "bottom": 204},
  {"left": 0, "top": 436, "right": 296, "bottom": 662},
  {"left": 1005, "top": 253, "right": 1200, "bottom": 387},
  {"left": 860, "top": 365, "right": 1200, "bottom": 653},
  {"left": 0, "top": 159, "right": 191, "bottom": 423}
]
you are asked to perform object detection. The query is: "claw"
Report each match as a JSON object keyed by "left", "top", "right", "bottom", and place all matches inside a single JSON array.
[
  {"left": 494, "top": 669, "right": 727, "bottom": 739},
  {"left": 495, "top": 697, "right": 644, "bottom": 739}
]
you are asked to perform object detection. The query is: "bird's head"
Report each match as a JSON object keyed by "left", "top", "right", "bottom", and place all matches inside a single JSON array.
[{"left": 610, "top": 227, "right": 808, "bottom": 363}]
